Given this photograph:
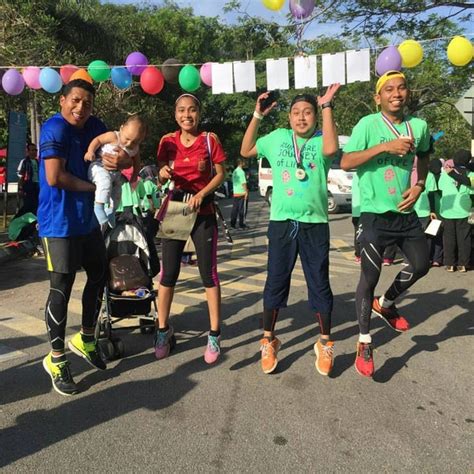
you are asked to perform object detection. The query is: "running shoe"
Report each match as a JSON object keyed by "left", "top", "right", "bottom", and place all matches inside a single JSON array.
[
  {"left": 457, "top": 266, "right": 467, "bottom": 273},
  {"left": 446, "top": 266, "right": 455, "bottom": 272},
  {"left": 382, "top": 258, "right": 393, "bottom": 266},
  {"left": 260, "top": 337, "right": 281, "bottom": 374},
  {"left": 372, "top": 297, "right": 410, "bottom": 332},
  {"left": 68, "top": 333, "right": 106, "bottom": 370},
  {"left": 204, "top": 334, "right": 221, "bottom": 364},
  {"left": 355, "top": 342, "right": 374, "bottom": 378},
  {"left": 154, "top": 326, "right": 175, "bottom": 360},
  {"left": 42, "top": 353, "right": 79, "bottom": 396},
  {"left": 314, "top": 339, "right": 334, "bottom": 376}
]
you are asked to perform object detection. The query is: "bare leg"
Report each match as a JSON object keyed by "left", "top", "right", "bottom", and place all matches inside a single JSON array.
[{"left": 205, "top": 285, "right": 221, "bottom": 332}]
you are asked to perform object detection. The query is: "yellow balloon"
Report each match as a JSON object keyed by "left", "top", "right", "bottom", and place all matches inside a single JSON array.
[
  {"left": 262, "top": 0, "right": 285, "bottom": 11},
  {"left": 447, "top": 36, "right": 473, "bottom": 67},
  {"left": 398, "top": 40, "right": 423, "bottom": 68}
]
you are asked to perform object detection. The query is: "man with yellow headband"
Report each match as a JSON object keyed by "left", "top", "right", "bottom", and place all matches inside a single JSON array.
[{"left": 341, "top": 70, "right": 431, "bottom": 378}]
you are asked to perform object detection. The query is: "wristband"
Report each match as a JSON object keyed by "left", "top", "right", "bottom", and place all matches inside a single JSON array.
[
  {"left": 414, "top": 181, "right": 425, "bottom": 191},
  {"left": 320, "top": 101, "right": 334, "bottom": 110},
  {"left": 253, "top": 110, "right": 264, "bottom": 120}
]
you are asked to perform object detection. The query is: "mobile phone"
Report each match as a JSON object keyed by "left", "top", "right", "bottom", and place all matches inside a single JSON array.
[{"left": 259, "top": 91, "right": 278, "bottom": 111}]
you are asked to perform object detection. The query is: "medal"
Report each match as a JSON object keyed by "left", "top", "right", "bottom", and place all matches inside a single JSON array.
[
  {"left": 295, "top": 168, "right": 306, "bottom": 180},
  {"left": 381, "top": 113, "right": 414, "bottom": 156}
]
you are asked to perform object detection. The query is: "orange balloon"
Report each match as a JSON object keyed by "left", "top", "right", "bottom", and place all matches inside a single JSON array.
[{"left": 69, "top": 69, "right": 93, "bottom": 84}]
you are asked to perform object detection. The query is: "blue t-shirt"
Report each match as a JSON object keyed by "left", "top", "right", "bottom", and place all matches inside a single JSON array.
[{"left": 38, "top": 113, "right": 107, "bottom": 237}]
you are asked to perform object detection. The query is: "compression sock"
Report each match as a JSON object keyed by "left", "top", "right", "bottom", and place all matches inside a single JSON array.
[
  {"left": 80, "top": 332, "right": 95, "bottom": 343},
  {"left": 51, "top": 352, "right": 67, "bottom": 364}
]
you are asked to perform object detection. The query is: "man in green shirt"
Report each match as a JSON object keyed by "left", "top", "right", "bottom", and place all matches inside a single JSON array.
[
  {"left": 342, "top": 71, "right": 431, "bottom": 378},
  {"left": 241, "top": 84, "right": 340, "bottom": 376},
  {"left": 230, "top": 158, "right": 248, "bottom": 229}
]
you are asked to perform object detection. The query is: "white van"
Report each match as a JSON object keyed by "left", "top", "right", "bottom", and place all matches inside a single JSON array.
[{"left": 258, "top": 135, "right": 354, "bottom": 213}]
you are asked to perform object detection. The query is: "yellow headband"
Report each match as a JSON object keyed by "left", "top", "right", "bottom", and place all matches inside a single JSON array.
[{"left": 376, "top": 71, "right": 406, "bottom": 94}]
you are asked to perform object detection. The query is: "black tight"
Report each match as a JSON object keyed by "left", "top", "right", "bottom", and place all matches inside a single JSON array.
[{"left": 356, "top": 237, "right": 429, "bottom": 334}]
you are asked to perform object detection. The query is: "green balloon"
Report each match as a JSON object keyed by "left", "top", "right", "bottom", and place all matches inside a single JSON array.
[
  {"left": 88, "top": 60, "right": 111, "bottom": 82},
  {"left": 178, "top": 65, "right": 201, "bottom": 92}
]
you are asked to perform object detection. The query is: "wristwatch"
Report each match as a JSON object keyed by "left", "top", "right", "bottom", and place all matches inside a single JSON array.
[
  {"left": 414, "top": 181, "right": 426, "bottom": 191},
  {"left": 320, "top": 101, "right": 334, "bottom": 110}
]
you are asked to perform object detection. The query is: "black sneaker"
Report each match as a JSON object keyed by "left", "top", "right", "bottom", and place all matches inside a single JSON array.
[{"left": 42, "top": 354, "right": 79, "bottom": 396}]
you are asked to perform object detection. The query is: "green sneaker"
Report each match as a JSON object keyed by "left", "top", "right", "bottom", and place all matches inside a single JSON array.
[
  {"left": 42, "top": 353, "right": 79, "bottom": 396},
  {"left": 68, "top": 332, "right": 106, "bottom": 370}
]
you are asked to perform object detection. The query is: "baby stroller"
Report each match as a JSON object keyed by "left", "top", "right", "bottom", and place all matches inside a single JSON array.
[{"left": 97, "top": 209, "right": 160, "bottom": 360}]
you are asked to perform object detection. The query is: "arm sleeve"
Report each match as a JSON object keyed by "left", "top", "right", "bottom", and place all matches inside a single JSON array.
[
  {"left": 40, "top": 120, "right": 69, "bottom": 161},
  {"left": 343, "top": 119, "right": 368, "bottom": 153},
  {"left": 416, "top": 122, "right": 431, "bottom": 154},
  {"left": 209, "top": 133, "right": 226, "bottom": 165}
]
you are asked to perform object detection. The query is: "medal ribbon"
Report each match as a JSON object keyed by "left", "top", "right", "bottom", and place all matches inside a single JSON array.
[
  {"left": 292, "top": 131, "right": 318, "bottom": 168},
  {"left": 381, "top": 113, "right": 413, "bottom": 140}
]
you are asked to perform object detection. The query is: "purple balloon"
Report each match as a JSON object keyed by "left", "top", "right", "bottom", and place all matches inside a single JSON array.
[
  {"left": 2, "top": 68, "right": 25, "bottom": 95},
  {"left": 289, "top": 0, "right": 315, "bottom": 19},
  {"left": 125, "top": 51, "right": 148, "bottom": 76},
  {"left": 375, "top": 46, "right": 402, "bottom": 76}
]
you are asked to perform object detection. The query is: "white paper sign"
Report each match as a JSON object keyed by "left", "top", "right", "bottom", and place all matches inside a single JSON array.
[
  {"left": 294, "top": 55, "right": 317, "bottom": 89},
  {"left": 425, "top": 219, "right": 442, "bottom": 237},
  {"left": 212, "top": 62, "right": 234, "bottom": 94},
  {"left": 266, "top": 58, "right": 289, "bottom": 91},
  {"left": 233, "top": 61, "right": 256, "bottom": 92},
  {"left": 346, "top": 49, "right": 370, "bottom": 83},
  {"left": 322, "top": 52, "right": 346, "bottom": 86}
]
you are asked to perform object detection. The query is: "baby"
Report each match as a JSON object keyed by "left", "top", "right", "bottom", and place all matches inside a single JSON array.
[{"left": 85, "top": 114, "right": 147, "bottom": 226}]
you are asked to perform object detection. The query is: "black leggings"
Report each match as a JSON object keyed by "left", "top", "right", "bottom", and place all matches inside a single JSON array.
[
  {"left": 355, "top": 237, "right": 430, "bottom": 334},
  {"left": 160, "top": 213, "right": 219, "bottom": 288},
  {"left": 45, "top": 253, "right": 106, "bottom": 352}
]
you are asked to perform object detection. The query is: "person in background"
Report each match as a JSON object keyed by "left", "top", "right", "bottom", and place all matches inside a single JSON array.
[
  {"left": 17, "top": 142, "right": 40, "bottom": 216},
  {"left": 230, "top": 158, "right": 248, "bottom": 229}
]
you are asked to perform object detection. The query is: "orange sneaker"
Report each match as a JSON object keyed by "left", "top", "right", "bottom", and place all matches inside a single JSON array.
[
  {"left": 260, "top": 337, "right": 281, "bottom": 374},
  {"left": 314, "top": 339, "right": 334, "bottom": 376},
  {"left": 372, "top": 297, "right": 410, "bottom": 332}
]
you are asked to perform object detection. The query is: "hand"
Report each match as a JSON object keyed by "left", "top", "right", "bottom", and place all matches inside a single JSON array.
[
  {"left": 102, "top": 148, "right": 131, "bottom": 171},
  {"left": 384, "top": 137, "right": 414, "bottom": 156},
  {"left": 429, "top": 212, "right": 437, "bottom": 220},
  {"left": 317, "top": 83, "right": 341, "bottom": 106},
  {"left": 255, "top": 92, "right": 277, "bottom": 115},
  {"left": 84, "top": 151, "right": 95, "bottom": 162},
  {"left": 187, "top": 193, "right": 204, "bottom": 212},
  {"left": 398, "top": 185, "right": 422, "bottom": 212},
  {"left": 159, "top": 165, "right": 173, "bottom": 182},
  {"left": 444, "top": 165, "right": 454, "bottom": 173}
]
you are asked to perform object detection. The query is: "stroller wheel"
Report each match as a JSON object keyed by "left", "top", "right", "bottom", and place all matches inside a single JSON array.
[
  {"left": 139, "top": 318, "right": 154, "bottom": 335},
  {"left": 113, "top": 339, "right": 125, "bottom": 358},
  {"left": 99, "top": 339, "right": 116, "bottom": 361}
]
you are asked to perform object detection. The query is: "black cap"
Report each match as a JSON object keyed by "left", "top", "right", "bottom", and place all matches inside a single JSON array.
[{"left": 290, "top": 94, "right": 317, "bottom": 111}]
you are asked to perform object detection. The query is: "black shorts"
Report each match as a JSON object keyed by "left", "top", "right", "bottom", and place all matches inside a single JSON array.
[
  {"left": 358, "top": 211, "right": 424, "bottom": 248},
  {"left": 42, "top": 228, "right": 105, "bottom": 274}
]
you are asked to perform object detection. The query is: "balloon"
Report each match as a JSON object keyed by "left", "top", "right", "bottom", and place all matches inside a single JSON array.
[
  {"left": 60, "top": 64, "right": 79, "bottom": 83},
  {"left": 126, "top": 51, "right": 148, "bottom": 75},
  {"left": 200, "top": 62, "right": 213, "bottom": 87},
  {"left": 2, "top": 69, "right": 25, "bottom": 95},
  {"left": 289, "top": 0, "right": 315, "bottom": 19},
  {"left": 111, "top": 67, "right": 132, "bottom": 89},
  {"left": 22, "top": 66, "right": 42, "bottom": 90},
  {"left": 262, "top": 0, "right": 285, "bottom": 11},
  {"left": 375, "top": 46, "right": 402, "bottom": 76},
  {"left": 69, "top": 69, "right": 93, "bottom": 84},
  {"left": 178, "top": 65, "right": 201, "bottom": 92},
  {"left": 88, "top": 60, "right": 110, "bottom": 82},
  {"left": 398, "top": 40, "right": 423, "bottom": 68},
  {"left": 140, "top": 66, "right": 164, "bottom": 95},
  {"left": 447, "top": 36, "right": 472, "bottom": 67},
  {"left": 162, "top": 58, "right": 181, "bottom": 84},
  {"left": 39, "top": 67, "right": 63, "bottom": 93}
]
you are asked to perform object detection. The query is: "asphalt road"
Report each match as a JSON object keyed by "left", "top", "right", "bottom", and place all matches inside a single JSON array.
[{"left": 0, "top": 194, "right": 473, "bottom": 472}]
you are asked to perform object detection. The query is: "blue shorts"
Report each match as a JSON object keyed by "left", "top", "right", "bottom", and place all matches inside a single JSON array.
[{"left": 263, "top": 220, "right": 333, "bottom": 315}]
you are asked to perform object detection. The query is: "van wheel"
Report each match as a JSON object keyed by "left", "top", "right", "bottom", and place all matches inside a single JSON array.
[
  {"left": 328, "top": 194, "right": 339, "bottom": 214},
  {"left": 266, "top": 189, "right": 272, "bottom": 206}
]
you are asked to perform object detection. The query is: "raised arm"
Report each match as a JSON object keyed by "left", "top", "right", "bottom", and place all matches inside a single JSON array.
[
  {"left": 84, "top": 131, "right": 116, "bottom": 162},
  {"left": 317, "top": 84, "right": 340, "bottom": 157}
]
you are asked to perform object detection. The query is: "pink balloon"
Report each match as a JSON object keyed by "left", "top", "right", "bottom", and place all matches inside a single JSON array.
[
  {"left": 2, "top": 69, "right": 25, "bottom": 95},
  {"left": 60, "top": 64, "right": 79, "bottom": 83},
  {"left": 200, "top": 62, "right": 213, "bottom": 87},
  {"left": 23, "top": 66, "right": 42, "bottom": 89},
  {"left": 289, "top": 0, "right": 315, "bottom": 19},
  {"left": 375, "top": 46, "right": 402, "bottom": 76}
]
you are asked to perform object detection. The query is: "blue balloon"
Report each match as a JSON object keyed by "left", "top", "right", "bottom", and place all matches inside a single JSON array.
[
  {"left": 111, "top": 67, "right": 132, "bottom": 89},
  {"left": 39, "top": 67, "right": 62, "bottom": 93}
]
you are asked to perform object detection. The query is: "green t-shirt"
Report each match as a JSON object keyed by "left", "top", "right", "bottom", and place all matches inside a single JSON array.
[
  {"left": 256, "top": 128, "right": 331, "bottom": 223},
  {"left": 438, "top": 170, "right": 474, "bottom": 219},
  {"left": 142, "top": 179, "right": 160, "bottom": 211},
  {"left": 351, "top": 173, "right": 360, "bottom": 218},
  {"left": 413, "top": 172, "right": 436, "bottom": 218},
  {"left": 232, "top": 167, "right": 247, "bottom": 196},
  {"left": 344, "top": 113, "right": 430, "bottom": 214},
  {"left": 116, "top": 179, "right": 146, "bottom": 215}
]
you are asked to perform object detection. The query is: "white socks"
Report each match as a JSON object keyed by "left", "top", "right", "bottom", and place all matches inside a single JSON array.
[
  {"left": 359, "top": 333, "right": 372, "bottom": 344},
  {"left": 379, "top": 295, "right": 394, "bottom": 309}
]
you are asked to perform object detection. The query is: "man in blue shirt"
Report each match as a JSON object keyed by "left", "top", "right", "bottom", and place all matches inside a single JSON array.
[{"left": 39, "top": 79, "right": 131, "bottom": 396}]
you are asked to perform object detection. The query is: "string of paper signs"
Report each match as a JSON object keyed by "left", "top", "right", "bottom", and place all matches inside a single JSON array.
[{"left": 1, "top": 34, "right": 472, "bottom": 97}]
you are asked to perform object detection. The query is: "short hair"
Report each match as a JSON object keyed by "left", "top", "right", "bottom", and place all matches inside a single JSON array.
[
  {"left": 290, "top": 94, "right": 317, "bottom": 112},
  {"left": 61, "top": 79, "right": 95, "bottom": 97},
  {"left": 236, "top": 158, "right": 244, "bottom": 167},
  {"left": 124, "top": 114, "right": 148, "bottom": 136},
  {"left": 452, "top": 149, "right": 472, "bottom": 166},
  {"left": 26, "top": 142, "right": 37, "bottom": 151}
]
